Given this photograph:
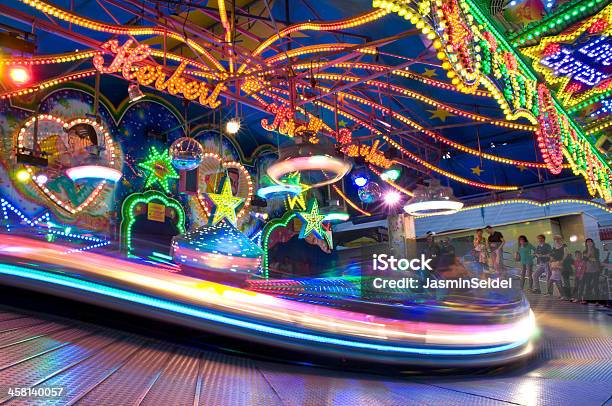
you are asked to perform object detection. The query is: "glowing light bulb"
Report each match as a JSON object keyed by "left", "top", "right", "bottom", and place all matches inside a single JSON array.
[
  {"left": 16, "top": 169, "right": 30, "bottom": 182},
  {"left": 226, "top": 118, "right": 241, "bottom": 134},
  {"left": 383, "top": 190, "right": 401, "bottom": 205},
  {"left": 9, "top": 66, "right": 31, "bottom": 86}
]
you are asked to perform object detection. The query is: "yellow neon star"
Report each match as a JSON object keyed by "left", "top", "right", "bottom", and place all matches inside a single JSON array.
[
  {"left": 338, "top": 119, "right": 348, "bottom": 127},
  {"left": 206, "top": 177, "right": 244, "bottom": 226},
  {"left": 422, "top": 68, "right": 438, "bottom": 78},
  {"left": 297, "top": 199, "right": 325, "bottom": 239},
  {"left": 427, "top": 108, "right": 454, "bottom": 122},
  {"left": 471, "top": 166, "right": 484, "bottom": 176},
  {"left": 284, "top": 172, "right": 309, "bottom": 211}
]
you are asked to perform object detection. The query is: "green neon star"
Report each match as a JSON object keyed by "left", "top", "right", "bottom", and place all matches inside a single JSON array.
[
  {"left": 284, "top": 172, "right": 309, "bottom": 211},
  {"left": 297, "top": 198, "right": 325, "bottom": 239},
  {"left": 138, "top": 147, "right": 179, "bottom": 194},
  {"left": 206, "top": 177, "right": 244, "bottom": 226}
]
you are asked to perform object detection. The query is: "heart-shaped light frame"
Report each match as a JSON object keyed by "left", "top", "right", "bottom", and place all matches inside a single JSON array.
[{"left": 16, "top": 114, "right": 119, "bottom": 214}]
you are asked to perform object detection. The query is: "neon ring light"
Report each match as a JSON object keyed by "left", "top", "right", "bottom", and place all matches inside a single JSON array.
[
  {"left": 403, "top": 180, "right": 464, "bottom": 216},
  {"left": 266, "top": 143, "right": 352, "bottom": 188},
  {"left": 256, "top": 184, "right": 302, "bottom": 199}
]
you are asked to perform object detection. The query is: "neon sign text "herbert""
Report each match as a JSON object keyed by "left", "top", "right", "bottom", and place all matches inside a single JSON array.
[{"left": 93, "top": 40, "right": 225, "bottom": 108}]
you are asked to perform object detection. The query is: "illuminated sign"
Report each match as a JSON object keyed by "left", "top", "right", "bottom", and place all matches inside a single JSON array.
[
  {"left": 93, "top": 40, "right": 225, "bottom": 108},
  {"left": 540, "top": 36, "right": 611, "bottom": 87},
  {"left": 340, "top": 139, "right": 393, "bottom": 169},
  {"left": 147, "top": 202, "right": 166, "bottom": 222}
]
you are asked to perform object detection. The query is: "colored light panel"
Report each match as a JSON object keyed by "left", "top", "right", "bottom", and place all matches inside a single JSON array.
[
  {"left": 172, "top": 221, "right": 262, "bottom": 275},
  {"left": 539, "top": 36, "right": 610, "bottom": 87},
  {"left": 138, "top": 147, "right": 179, "bottom": 194},
  {"left": 296, "top": 199, "right": 326, "bottom": 240},
  {"left": 206, "top": 177, "right": 244, "bottom": 226}
]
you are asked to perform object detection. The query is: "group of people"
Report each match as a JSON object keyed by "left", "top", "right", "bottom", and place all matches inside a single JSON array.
[
  {"left": 473, "top": 226, "right": 506, "bottom": 275},
  {"left": 513, "top": 234, "right": 603, "bottom": 303},
  {"left": 472, "top": 226, "right": 606, "bottom": 302}
]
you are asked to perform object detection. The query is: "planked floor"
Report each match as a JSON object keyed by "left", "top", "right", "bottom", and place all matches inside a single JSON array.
[{"left": 0, "top": 294, "right": 610, "bottom": 406}]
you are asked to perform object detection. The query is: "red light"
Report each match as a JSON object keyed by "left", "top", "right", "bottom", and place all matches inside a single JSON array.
[{"left": 8, "top": 66, "right": 31, "bottom": 86}]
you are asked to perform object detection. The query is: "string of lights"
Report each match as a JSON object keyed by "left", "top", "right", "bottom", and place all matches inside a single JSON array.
[
  {"left": 17, "top": 0, "right": 225, "bottom": 71},
  {"left": 16, "top": 115, "right": 118, "bottom": 214},
  {"left": 0, "top": 69, "right": 97, "bottom": 100},
  {"left": 413, "top": 198, "right": 612, "bottom": 218},
  {"left": 331, "top": 185, "right": 372, "bottom": 217},
  {"left": 247, "top": 8, "right": 391, "bottom": 62},
  {"left": 0, "top": 50, "right": 102, "bottom": 66}
]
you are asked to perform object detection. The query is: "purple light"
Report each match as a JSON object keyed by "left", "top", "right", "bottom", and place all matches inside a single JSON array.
[{"left": 383, "top": 190, "right": 401, "bottom": 205}]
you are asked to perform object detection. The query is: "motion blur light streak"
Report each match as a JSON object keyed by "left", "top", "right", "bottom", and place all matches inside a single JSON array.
[
  {"left": 0, "top": 235, "right": 537, "bottom": 362},
  {"left": 0, "top": 263, "right": 535, "bottom": 356}
]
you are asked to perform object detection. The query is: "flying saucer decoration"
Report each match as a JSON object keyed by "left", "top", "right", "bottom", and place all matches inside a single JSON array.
[
  {"left": 403, "top": 179, "right": 463, "bottom": 216},
  {"left": 172, "top": 220, "right": 263, "bottom": 275},
  {"left": 66, "top": 165, "right": 122, "bottom": 182},
  {"left": 256, "top": 175, "right": 303, "bottom": 200},
  {"left": 266, "top": 142, "right": 352, "bottom": 189},
  {"left": 256, "top": 183, "right": 302, "bottom": 199},
  {"left": 169, "top": 137, "right": 204, "bottom": 171},
  {"left": 320, "top": 199, "right": 350, "bottom": 223}
]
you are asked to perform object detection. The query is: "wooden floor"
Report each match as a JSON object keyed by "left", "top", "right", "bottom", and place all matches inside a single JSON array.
[{"left": 0, "top": 294, "right": 610, "bottom": 405}]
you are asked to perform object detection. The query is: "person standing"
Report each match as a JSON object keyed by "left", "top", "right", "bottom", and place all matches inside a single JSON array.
[
  {"left": 485, "top": 226, "right": 505, "bottom": 275},
  {"left": 473, "top": 229, "right": 488, "bottom": 273},
  {"left": 572, "top": 250, "right": 587, "bottom": 304},
  {"left": 561, "top": 250, "right": 574, "bottom": 300},
  {"left": 583, "top": 238, "right": 601, "bottom": 300},
  {"left": 532, "top": 234, "right": 552, "bottom": 294},
  {"left": 515, "top": 235, "right": 535, "bottom": 290},
  {"left": 423, "top": 232, "right": 441, "bottom": 270},
  {"left": 550, "top": 235, "right": 567, "bottom": 298}
]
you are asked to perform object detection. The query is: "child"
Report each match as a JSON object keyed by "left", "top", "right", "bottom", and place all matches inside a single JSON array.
[
  {"left": 572, "top": 251, "right": 587, "bottom": 304},
  {"left": 549, "top": 259, "right": 564, "bottom": 297},
  {"left": 516, "top": 235, "right": 535, "bottom": 290}
]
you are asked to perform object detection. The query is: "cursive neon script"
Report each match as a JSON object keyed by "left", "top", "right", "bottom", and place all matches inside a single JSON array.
[{"left": 93, "top": 40, "right": 225, "bottom": 108}]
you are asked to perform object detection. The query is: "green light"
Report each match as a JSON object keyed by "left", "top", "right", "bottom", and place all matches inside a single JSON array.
[
  {"left": 152, "top": 251, "right": 173, "bottom": 260},
  {"left": 261, "top": 211, "right": 299, "bottom": 279},
  {"left": 120, "top": 190, "right": 186, "bottom": 252},
  {"left": 138, "top": 147, "right": 179, "bottom": 194},
  {"left": 296, "top": 199, "right": 325, "bottom": 240},
  {"left": 381, "top": 167, "right": 401, "bottom": 181}
]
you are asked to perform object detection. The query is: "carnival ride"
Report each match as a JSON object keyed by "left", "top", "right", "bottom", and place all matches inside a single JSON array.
[
  {"left": 0, "top": 234, "right": 537, "bottom": 366},
  {"left": 0, "top": 0, "right": 610, "bottom": 369}
]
